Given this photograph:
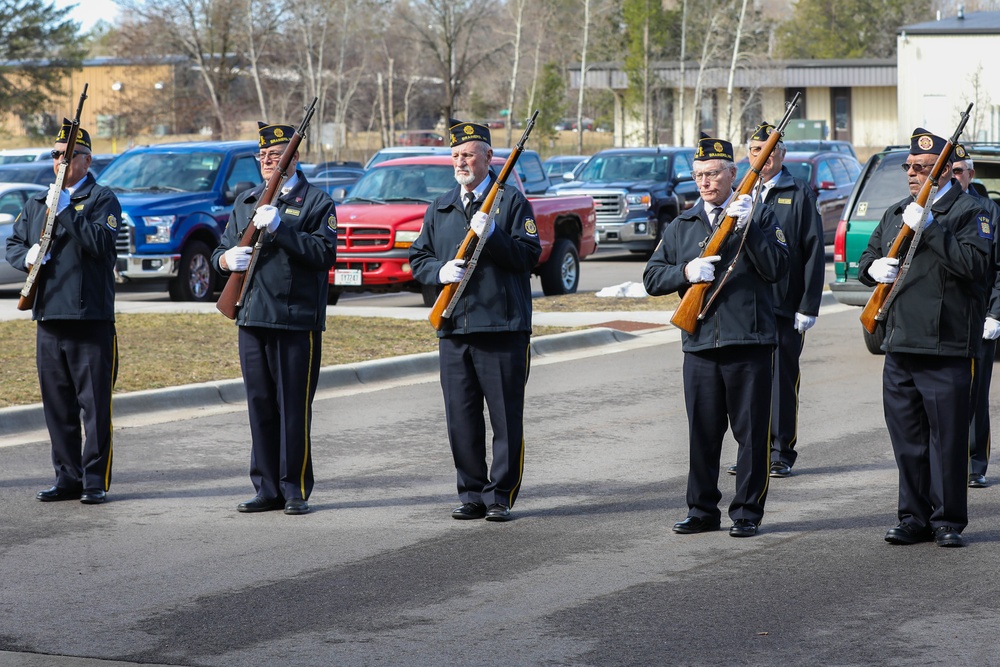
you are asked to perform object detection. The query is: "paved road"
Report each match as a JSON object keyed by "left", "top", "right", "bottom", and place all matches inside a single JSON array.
[{"left": 2, "top": 302, "right": 1000, "bottom": 666}]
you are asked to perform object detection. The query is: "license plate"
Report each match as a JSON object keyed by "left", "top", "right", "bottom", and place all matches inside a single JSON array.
[{"left": 333, "top": 269, "right": 362, "bottom": 286}]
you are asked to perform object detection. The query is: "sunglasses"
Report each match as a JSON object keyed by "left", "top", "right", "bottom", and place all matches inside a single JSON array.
[
  {"left": 900, "top": 162, "right": 935, "bottom": 174},
  {"left": 952, "top": 167, "right": 966, "bottom": 175},
  {"left": 50, "top": 149, "right": 84, "bottom": 160}
]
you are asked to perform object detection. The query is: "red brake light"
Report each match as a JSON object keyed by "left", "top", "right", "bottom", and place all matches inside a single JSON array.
[{"left": 833, "top": 217, "right": 848, "bottom": 262}]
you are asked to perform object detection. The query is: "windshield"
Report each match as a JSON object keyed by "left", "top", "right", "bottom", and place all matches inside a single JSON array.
[
  {"left": 848, "top": 152, "right": 909, "bottom": 222},
  {"left": 0, "top": 154, "right": 43, "bottom": 165},
  {"left": 576, "top": 154, "right": 672, "bottom": 182},
  {"left": 98, "top": 151, "right": 223, "bottom": 193},
  {"left": 784, "top": 161, "right": 814, "bottom": 183},
  {"left": 347, "top": 164, "right": 458, "bottom": 203}
]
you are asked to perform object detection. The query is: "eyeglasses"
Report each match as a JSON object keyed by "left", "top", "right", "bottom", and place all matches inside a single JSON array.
[
  {"left": 901, "top": 162, "right": 935, "bottom": 174},
  {"left": 692, "top": 169, "right": 724, "bottom": 182},
  {"left": 747, "top": 145, "right": 782, "bottom": 157},
  {"left": 50, "top": 149, "right": 84, "bottom": 160},
  {"left": 952, "top": 167, "right": 966, "bottom": 175},
  {"left": 257, "top": 150, "right": 286, "bottom": 163}
]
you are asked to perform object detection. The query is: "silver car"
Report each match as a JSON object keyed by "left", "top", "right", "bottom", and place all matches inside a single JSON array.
[{"left": 0, "top": 183, "right": 47, "bottom": 284}]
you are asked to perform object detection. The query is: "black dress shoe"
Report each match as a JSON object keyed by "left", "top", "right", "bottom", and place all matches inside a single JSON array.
[
  {"left": 451, "top": 502, "right": 487, "bottom": 520},
  {"left": 729, "top": 519, "right": 758, "bottom": 537},
  {"left": 884, "top": 522, "right": 931, "bottom": 545},
  {"left": 36, "top": 486, "right": 82, "bottom": 502},
  {"left": 933, "top": 526, "right": 965, "bottom": 547},
  {"left": 237, "top": 496, "right": 284, "bottom": 513},
  {"left": 485, "top": 504, "right": 512, "bottom": 522},
  {"left": 672, "top": 516, "right": 721, "bottom": 534},
  {"left": 769, "top": 462, "right": 792, "bottom": 478},
  {"left": 80, "top": 490, "right": 106, "bottom": 504},
  {"left": 969, "top": 474, "right": 987, "bottom": 488},
  {"left": 726, "top": 464, "right": 737, "bottom": 476},
  {"left": 284, "top": 499, "right": 310, "bottom": 515}
]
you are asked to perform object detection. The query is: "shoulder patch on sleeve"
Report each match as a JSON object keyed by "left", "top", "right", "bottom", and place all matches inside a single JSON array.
[
  {"left": 523, "top": 217, "right": 538, "bottom": 236},
  {"left": 979, "top": 213, "right": 993, "bottom": 240},
  {"left": 327, "top": 213, "right": 337, "bottom": 231},
  {"left": 106, "top": 214, "right": 118, "bottom": 230},
  {"left": 775, "top": 226, "right": 787, "bottom": 246}
]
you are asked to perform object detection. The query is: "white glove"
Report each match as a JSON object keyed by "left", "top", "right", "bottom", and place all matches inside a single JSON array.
[
  {"left": 984, "top": 317, "right": 1000, "bottom": 341},
  {"left": 794, "top": 312, "right": 816, "bottom": 333},
  {"left": 726, "top": 194, "right": 753, "bottom": 230},
  {"left": 868, "top": 256, "right": 899, "bottom": 284},
  {"left": 46, "top": 184, "right": 70, "bottom": 214},
  {"left": 438, "top": 259, "right": 467, "bottom": 284},
  {"left": 223, "top": 246, "right": 252, "bottom": 272},
  {"left": 902, "top": 202, "right": 931, "bottom": 230},
  {"left": 25, "top": 243, "right": 44, "bottom": 268},
  {"left": 684, "top": 255, "right": 721, "bottom": 283},
  {"left": 470, "top": 211, "right": 494, "bottom": 239},
  {"left": 253, "top": 205, "right": 281, "bottom": 233}
]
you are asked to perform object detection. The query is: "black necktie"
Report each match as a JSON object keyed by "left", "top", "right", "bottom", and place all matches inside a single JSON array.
[
  {"left": 709, "top": 207, "right": 722, "bottom": 228},
  {"left": 464, "top": 192, "right": 477, "bottom": 221}
]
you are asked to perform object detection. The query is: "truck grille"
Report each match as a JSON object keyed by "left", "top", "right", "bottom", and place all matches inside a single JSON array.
[
  {"left": 339, "top": 226, "right": 392, "bottom": 250},
  {"left": 590, "top": 193, "right": 624, "bottom": 222},
  {"left": 115, "top": 219, "right": 134, "bottom": 254}
]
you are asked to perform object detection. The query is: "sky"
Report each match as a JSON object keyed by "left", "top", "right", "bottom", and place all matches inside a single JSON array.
[{"left": 53, "top": 0, "right": 120, "bottom": 32}]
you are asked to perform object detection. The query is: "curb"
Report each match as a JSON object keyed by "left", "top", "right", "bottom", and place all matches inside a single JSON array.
[{"left": 0, "top": 327, "right": 638, "bottom": 438}]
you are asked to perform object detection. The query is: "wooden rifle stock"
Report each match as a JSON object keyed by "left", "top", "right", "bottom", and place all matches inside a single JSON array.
[
  {"left": 18, "top": 84, "right": 89, "bottom": 311},
  {"left": 428, "top": 110, "right": 539, "bottom": 330},
  {"left": 859, "top": 103, "right": 973, "bottom": 334},
  {"left": 216, "top": 98, "right": 318, "bottom": 320},
  {"left": 669, "top": 92, "right": 801, "bottom": 334}
]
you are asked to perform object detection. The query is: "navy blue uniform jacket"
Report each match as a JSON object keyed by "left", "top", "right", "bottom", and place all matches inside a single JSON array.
[
  {"left": 5, "top": 173, "right": 120, "bottom": 322},
  {"left": 213, "top": 174, "right": 337, "bottom": 331},
  {"left": 643, "top": 199, "right": 789, "bottom": 352},
  {"left": 409, "top": 176, "right": 541, "bottom": 337}
]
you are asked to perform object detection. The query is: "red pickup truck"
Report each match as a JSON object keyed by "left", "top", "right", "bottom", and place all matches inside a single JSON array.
[{"left": 328, "top": 155, "right": 597, "bottom": 305}]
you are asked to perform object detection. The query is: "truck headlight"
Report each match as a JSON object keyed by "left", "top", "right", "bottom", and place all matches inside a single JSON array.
[
  {"left": 143, "top": 215, "right": 176, "bottom": 244},
  {"left": 625, "top": 192, "right": 652, "bottom": 211},
  {"left": 394, "top": 230, "right": 420, "bottom": 249}
]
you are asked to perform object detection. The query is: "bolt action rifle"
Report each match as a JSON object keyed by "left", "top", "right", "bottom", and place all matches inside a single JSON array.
[
  {"left": 428, "top": 110, "right": 539, "bottom": 330},
  {"left": 859, "top": 103, "right": 973, "bottom": 334},
  {"left": 17, "top": 84, "right": 89, "bottom": 311},
  {"left": 216, "top": 97, "right": 317, "bottom": 320},
  {"left": 669, "top": 92, "right": 800, "bottom": 334}
]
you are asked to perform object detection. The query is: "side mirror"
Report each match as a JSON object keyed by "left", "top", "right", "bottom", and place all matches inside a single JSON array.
[
  {"left": 562, "top": 172, "right": 575, "bottom": 181},
  {"left": 676, "top": 171, "right": 693, "bottom": 182},
  {"left": 224, "top": 181, "right": 257, "bottom": 204},
  {"left": 332, "top": 187, "right": 348, "bottom": 201}
]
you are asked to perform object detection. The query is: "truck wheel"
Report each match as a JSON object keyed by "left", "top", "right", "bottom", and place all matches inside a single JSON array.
[
  {"left": 540, "top": 238, "right": 580, "bottom": 295},
  {"left": 168, "top": 240, "right": 215, "bottom": 302},
  {"left": 863, "top": 322, "right": 886, "bottom": 355}
]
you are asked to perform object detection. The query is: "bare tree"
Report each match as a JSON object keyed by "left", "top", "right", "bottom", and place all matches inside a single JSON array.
[
  {"left": 243, "top": 0, "right": 284, "bottom": 121},
  {"left": 576, "top": 0, "right": 591, "bottom": 154},
  {"left": 398, "top": 0, "right": 505, "bottom": 122},
  {"left": 502, "top": 0, "right": 529, "bottom": 146}
]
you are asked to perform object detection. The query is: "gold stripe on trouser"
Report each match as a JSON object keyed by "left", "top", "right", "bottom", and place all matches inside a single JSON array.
[
  {"left": 756, "top": 347, "right": 775, "bottom": 506},
  {"left": 299, "top": 331, "right": 315, "bottom": 499},
  {"left": 103, "top": 332, "right": 118, "bottom": 491},
  {"left": 968, "top": 358, "right": 975, "bottom": 474},
  {"left": 504, "top": 341, "right": 531, "bottom": 507}
]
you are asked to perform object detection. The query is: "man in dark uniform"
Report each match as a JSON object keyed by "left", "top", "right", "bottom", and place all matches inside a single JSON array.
[
  {"left": 212, "top": 121, "right": 337, "bottom": 516},
  {"left": 5, "top": 121, "right": 121, "bottom": 504},
  {"left": 951, "top": 144, "right": 1000, "bottom": 489},
  {"left": 409, "top": 119, "right": 541, "bottom": 522},
  {"left": 643, "top": 133, "right": 788, "bottom": 538},
  {"left": 727, "top": 123, "right": 825, "bottom": 479},
  {"left": 859, "top": 128, "right": 991, "bottom": 548}
]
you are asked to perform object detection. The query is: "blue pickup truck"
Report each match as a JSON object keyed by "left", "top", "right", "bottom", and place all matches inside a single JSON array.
[{"left": 98, "top": 141, "right": 263, "bottom": 301}]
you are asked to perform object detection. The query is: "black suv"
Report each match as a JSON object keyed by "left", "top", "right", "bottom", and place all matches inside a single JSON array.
[
  {"left": 830, "top": 142, "right": 1000, "bottom": 352},
  {"left": 546, "top": 146, "right": 697, "bottom": 253}
]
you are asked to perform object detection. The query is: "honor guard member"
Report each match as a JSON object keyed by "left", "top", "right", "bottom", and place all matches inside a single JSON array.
[
  {"left": 5, "top": 120, "right": 121, "bottom": 504},
  {"left": 859, "top": 128, "right": 991, "bottom": 548},
  {"left": 409, "top": 119, "right": 541, "bottom": 522},
  {"left": 212, "top": 121, "right": 337, "bottom": 516},
  {"left": 952, "top": 144, "right": 1000, "bottom": 489},
  {"left": 727, "top": 123, "right": 824, "bottom": 479},
  {"left": 643, "top": 133, "right": 788, "bottom": 538}
]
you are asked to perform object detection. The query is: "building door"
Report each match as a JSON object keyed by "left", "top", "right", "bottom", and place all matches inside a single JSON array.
[{"left": 832, "top": 88, "right": 851, "bottom": 142}]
